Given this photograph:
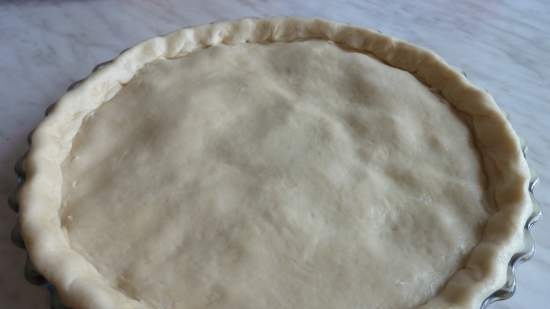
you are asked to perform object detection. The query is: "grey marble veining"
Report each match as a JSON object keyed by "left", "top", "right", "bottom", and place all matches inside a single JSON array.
[{"left": 0, "top": 1, "right": 548, "bottom": 308}]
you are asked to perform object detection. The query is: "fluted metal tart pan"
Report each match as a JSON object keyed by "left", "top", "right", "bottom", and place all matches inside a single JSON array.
[{"left": 8, "top": 58, "right": 542, "bottom": 309}]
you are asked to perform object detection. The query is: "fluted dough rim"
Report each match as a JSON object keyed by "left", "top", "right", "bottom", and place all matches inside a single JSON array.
[{"left": 19, "top": 17, "right": 532, "bottom": 309}]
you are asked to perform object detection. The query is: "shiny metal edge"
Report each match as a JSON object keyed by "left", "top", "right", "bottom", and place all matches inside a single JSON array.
[
  {"left": 479, "top": 143, "right": 542, "bottom": 308},
  {"left": 7, "top": 60, "right": 542, "bottom": 309}
]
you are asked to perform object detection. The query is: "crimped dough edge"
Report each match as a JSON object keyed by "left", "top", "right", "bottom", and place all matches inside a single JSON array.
[{"left": 19, "top": 17, "right": 532, "bottom": 309}]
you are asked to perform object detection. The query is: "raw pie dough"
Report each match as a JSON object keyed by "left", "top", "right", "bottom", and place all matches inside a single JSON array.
[
  {"left": 61, "top": 40, "right": 489, "bottom": 309},
  {"left": 20, "top": 18, "right": 532, "bottom": 309}
]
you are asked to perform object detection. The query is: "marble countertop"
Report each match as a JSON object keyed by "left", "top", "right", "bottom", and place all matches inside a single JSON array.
[{"left": 0, "top": 1, "right": 548, "bottom": 308}]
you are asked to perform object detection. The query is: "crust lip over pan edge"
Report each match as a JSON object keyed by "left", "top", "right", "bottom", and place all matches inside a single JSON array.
[{"left": 7, "top": 17, "right": 541, "bottom": 309}]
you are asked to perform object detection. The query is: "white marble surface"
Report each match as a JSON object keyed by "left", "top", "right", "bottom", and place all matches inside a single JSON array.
[{"left": 0, "top": 1, "right": 548, "bottom": 308}]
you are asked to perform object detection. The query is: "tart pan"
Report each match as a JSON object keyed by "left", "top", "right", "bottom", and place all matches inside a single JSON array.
[{"left": 8, "top": 56, "right": 542, "bottom": 309}]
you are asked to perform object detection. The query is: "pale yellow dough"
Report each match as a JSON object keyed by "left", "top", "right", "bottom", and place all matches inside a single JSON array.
[
  {"left": 61, "top": 41, "right": 488, "bottom": 309},
  {"left": 19, "top": 18, "right": 532, "bottom": 309}
]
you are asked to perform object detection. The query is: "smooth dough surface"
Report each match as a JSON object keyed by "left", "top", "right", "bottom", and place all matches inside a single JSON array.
[{"left": 61, "top": 41, "right": 490, "bottom": 309}]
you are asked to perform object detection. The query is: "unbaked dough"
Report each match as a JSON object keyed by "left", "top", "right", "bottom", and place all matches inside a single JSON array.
[
  {"left": 19, "top": 18, "right": 532, "bottom": 309},
  {"left": 61, "top": 41, "right": 489, "bottom": 309}
]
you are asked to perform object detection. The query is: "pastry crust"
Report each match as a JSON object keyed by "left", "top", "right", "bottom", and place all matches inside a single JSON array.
[{"left": 19, "top": 18, "right": 532, "bottom": 309}]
